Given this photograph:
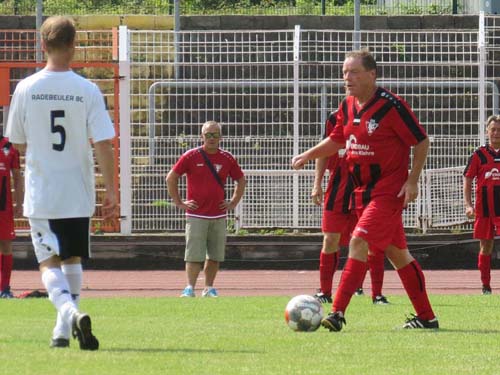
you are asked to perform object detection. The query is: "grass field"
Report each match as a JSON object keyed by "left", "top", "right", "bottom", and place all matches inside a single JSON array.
[{"left": 0, "top": 295, "right": 499, "bottom": 375}]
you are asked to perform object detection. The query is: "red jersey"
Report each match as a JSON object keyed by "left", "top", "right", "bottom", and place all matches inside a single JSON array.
[
  {"left": 323, "top": 111, "right": 354, "bottom": 214},
  {"left": 172, "top": 147, "right": 244, "bottom": 219},
  {"left": 463, "top": 145, "right": 500, "bottom": 218},
  {"left": 330, "top": 87, "right": 427, "bottom": 209},
  {"left": 0, "top": 136, "right": 20, "bottom": 215}
]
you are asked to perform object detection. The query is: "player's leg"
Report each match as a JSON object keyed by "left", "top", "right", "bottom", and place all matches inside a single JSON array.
[
  {"left": 203, "top": 218, "right": 226, "bottom": 297},
  {"left": 369, "top": 250, "right": 388, "bottom": 304},
  {"left": 0, "top": 213, "right": 16, "bottom": 298},
  {"left": 386, "top": 245, "right": 438, "bottom": 329},
  {"left": 478, "top": 239, "right": 494, "bottom": 295},
  {"left": 0, "top": 240, "right": 14, "bottom": 298},
  {"left": 316, "top": 232, "right": 340, "bottom": 303}
]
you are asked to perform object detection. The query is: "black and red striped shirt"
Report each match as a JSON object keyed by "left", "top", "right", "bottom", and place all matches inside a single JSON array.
[
  {"left": 323, "top": 111, "right": 354, "bottom": 214},
  {"left": 464, "top": 145, "right": 500, "bottom": 218},
  {"left": 330, "top": 87, "right": 427, "bottom": 209}
]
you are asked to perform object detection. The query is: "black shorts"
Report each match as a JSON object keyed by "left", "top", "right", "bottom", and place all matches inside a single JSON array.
[{"left": 29, "top": 217, "right": 90, "bottom": 263}]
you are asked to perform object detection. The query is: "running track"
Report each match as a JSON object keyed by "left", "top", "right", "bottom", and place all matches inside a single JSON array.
[{"left": 10, "top": 269, "right": 500, "bottom": 298}]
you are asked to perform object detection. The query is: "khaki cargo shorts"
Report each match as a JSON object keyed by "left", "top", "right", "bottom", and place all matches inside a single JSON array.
[{"left": 185, "top": 216, "right": 227, "bottom": 262}]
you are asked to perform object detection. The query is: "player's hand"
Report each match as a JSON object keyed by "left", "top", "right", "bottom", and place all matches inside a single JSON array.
[
  {"left": 291, "top": 154, "right": 308, "bottom": 170},
  {"left": 219, "top": 200, "right": 236, "bottom": 211},
  {"left": 179, "top": 200, "right": 198, "bottom": 211},
  {"left": 311, "top": 185, "right": 323, "bottom": 206},
  {"left": 398, "top": 181, "right": 418, "bottom": 207},
  {"left": 102, "top": 191, "right": 119, "bottom": 220},
  {"left": 465, "top": 205, "right": 475, "bottom": 219}
]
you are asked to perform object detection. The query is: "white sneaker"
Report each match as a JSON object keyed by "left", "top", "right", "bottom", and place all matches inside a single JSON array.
[{"left": 202, "top": 287, "right": 218, "bottom": 298}]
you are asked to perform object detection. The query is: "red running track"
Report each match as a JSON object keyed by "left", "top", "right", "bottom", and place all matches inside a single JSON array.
[{"left": 9, "top": 269, "right": 500, "bottom": 298}]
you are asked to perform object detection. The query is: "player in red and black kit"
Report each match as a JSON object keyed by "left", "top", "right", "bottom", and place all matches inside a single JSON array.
[
  {"left": 464, "top": 115, "right": 500, "bottom": 295},
  {"left": 293, "top": 49, "right": 438, "bottom": 330},
  {"left": 312, "top": 111, "right": 389, "bottom": 305},
  {"left": 312, "top": 110, "right": 357, "bottom": 303},
  {"left": 0, "top": 135, "right": 23, "bottom": 298}
]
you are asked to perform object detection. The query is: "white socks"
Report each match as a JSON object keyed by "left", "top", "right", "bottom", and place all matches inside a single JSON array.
[{"left": 41, "top": 267, "right": 81, "bottom": 340}]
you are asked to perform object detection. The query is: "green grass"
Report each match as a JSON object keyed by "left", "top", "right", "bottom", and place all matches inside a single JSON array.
[{"left": 0, "top": 295, "right": 499, "bottom": 375}]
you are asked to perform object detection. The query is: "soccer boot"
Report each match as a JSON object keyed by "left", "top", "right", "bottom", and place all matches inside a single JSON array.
[
  {"left": 321, "top": 311, "right": 346, "bottom": 332},
  {"left": 50, "top": 337, "right": 70, "bottom": 348},
  {"left": 0, "top": 286, "right": 14, "bottom": 299},
  {"left": 402, "top": 314, "right": 439, "bottom": 329},
  {"left": 482, "top": 285, "right": 492, "bottom": 295},
  {"left": 72, "top": 313, "right": 99, "bottom": 350},
  {"left": 313, "top": 291, "right": 332, "bottom": 304},
  {"left": 372, "top": 295, "right": 390, "bottom": 305},
  {"left": 354, "top": 288, "right": 364, "bottom": 296}
]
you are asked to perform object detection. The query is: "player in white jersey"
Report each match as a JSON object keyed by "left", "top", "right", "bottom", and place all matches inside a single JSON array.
[{"left": 5, "top": 16, "right": 117, "bottom": 350}]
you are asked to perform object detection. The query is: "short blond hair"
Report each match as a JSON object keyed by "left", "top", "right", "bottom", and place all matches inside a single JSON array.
[
  {"left": 40, "top": 16, "right": 76, "bottom": 52},
  {"left": 486, "top": 114, "right": 500, "bottom": 127}
]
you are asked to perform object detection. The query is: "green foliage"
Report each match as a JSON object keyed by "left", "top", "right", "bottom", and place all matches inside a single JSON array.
[{"left": 0, "top": 295, "right": 499, "bottom": 374}]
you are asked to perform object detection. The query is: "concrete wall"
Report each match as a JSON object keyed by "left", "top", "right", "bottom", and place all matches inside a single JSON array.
[{"left": 0, "top": 15, "right": 478, "bottom": 31}]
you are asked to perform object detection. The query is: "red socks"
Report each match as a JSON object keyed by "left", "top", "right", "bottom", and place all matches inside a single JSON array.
[
  {"left": 368, "top": 252, "right": 385, "bottom": 298},
  {"left": 333, "top": 258, "right": 367, "bottom": 313},
  {"left": 319, "top": 251, "right": 339, "bottom": 296},
  {"left": 0, "top": 254, "right": 13, "bottom": 291},
  {"left": 478, "top": 253, "right": 491, "bottom": 288},
  {"left": 397, "top": 260, "right": 435, "bottom": 321}
]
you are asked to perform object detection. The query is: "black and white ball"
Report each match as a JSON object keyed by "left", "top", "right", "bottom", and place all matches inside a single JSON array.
[{"left": 285, "top": 295, "right": 324, "bottom": 332}]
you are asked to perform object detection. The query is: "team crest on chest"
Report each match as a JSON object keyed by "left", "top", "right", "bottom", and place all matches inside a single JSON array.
[
  {"left": 2, "top": 146, "right": 9, "bottom": 156},
  {"left": 366, "top": 119, "right": 379, "bottom": 135},
  {"left": 215, "top": 164, "right": 222, "bottom": 172}
]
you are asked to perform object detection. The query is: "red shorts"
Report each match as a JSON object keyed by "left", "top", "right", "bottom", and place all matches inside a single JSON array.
[
  {"left": 352, "top": 197, "right": 407, "bottom": 252},
  {"left": 0, "top": 212, "right": 15, "bottom": 240},
  {"left": 473, "top": 216, "right": 500, "bottom": 240},
  {"left": 322, "top": 210, "right": 357, "bottom": 247}
]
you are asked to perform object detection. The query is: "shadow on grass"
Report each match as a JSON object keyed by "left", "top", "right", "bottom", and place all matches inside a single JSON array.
[{"left": 103, "top": 347, "right": 265, "bottom": 354}]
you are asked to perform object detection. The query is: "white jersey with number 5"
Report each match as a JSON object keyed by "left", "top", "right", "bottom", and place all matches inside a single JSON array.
[{"left": 5, "top": 68, "right": 115, "bottom": 219}]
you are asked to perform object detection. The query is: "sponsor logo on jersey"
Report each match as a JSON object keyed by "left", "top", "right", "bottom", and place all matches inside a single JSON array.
[
  {"left": 485, "top": 167, "right": 500, "bottom": 180},
  {"left": 366, "top": 119, "right": 379, "bottom": 135},
  {"left": 197, "top": 163, "right": 204, "bottom": 167},
  {"left": 346, "top": 135, "right": 374, "bottom": 156}
]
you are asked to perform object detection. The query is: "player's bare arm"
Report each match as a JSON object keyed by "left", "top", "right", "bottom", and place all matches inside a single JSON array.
[
  {"left": 463, "top": 176, "right": 475, "bottom": 219},
  {"left": 165, "top": 170, "right": 199, "bottom": 211},
  {"left": 94, "top": 140, "right": 118, "bottom": 220},
  {"left": 312, "top": 157, "right": 328, "bottom": 206},
  {"left": 291, "top": 138, "right": 343, "bottom": 170},
  {"left": 220, "top": 176, "right": 247, "bottom": 211},
  {"left": 398, "top": 137, "right": 429, "bottom": 207}
]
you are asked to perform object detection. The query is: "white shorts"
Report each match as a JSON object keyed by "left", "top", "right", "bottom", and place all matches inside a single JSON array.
[{"left": 29, "top": 217, "right": 91, "bottom": 263}]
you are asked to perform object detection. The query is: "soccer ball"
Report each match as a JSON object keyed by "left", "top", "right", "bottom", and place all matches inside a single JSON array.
[{"left": 284, "top": 294, "right": 323, "bottom": 332}]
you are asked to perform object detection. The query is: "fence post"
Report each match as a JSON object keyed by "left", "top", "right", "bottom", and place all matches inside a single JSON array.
[
  {"left": 293, "top": 25, "right": 301, "bottom": 229},
  {"left": 478, "top": 11, "right": 487, "bottom": 145},
  {"left": 119, "top": 26, "right": 132, "bottom": 235}
]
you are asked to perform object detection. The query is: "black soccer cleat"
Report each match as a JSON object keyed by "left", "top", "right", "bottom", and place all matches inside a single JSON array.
[
  {"left": 354, "top": 288, "right": 364, "bottom": 296},
  {"left": 72, "top": 313, "right": 99, "bottom": 350},
  {"left": 313, "top": 291, "right": 332, "bottom": 304},
  {"left": 50, "top": 337, "right": 70, "bottom": 348},
  {"left": 482, "top": 285, "right": 492, "bottom": 295},
  {"left": 402, "top": 314, "right": 439, "bottom": 329},
  {"left": 372, "top": 295, "right": 390, "bottom": 305},
  {"left": 321, "top": 311, "right": 346, "bottom": 332}
]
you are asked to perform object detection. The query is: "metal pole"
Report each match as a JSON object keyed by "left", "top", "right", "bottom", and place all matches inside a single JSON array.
[
  {"left": 452, "top": 0, "right": 458, "bottom": 14},
  {"left": 321, "top": 0, "right": 326, "bottom": 15},
  {"left": 353, "top": 0, "right": 361, "bottom": 50},
  {"left": 36, "top": 0, "right": 43, "bottom": 68},
  {"left": 292, "top": 25, "right": 301, "bottom": 229},
  {"left": 174, "top": 0, "right": 180, "bottom": 79}
]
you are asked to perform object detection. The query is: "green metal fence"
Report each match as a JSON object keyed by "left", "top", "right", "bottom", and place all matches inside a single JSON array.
[{"left": 0, "top": 0, "right": 476, "bottom": 16}]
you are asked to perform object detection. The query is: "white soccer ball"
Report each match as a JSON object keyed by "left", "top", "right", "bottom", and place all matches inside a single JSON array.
[{"left": 284, "top": 294, "right": 324, "bottom": 332}]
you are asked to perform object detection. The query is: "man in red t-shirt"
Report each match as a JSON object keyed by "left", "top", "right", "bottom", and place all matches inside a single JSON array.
[
  {"left": 0, "top": 135, "right": 23, "bottom": 298},
  {"left": 464, "top": 115, "right": 500, "bottom": 295},
  {"left": 293, "top": 49, "right": 437, "bottom": 330},
  {"left": 166, "top": 121, "right": 246, "bottom": 298}
]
